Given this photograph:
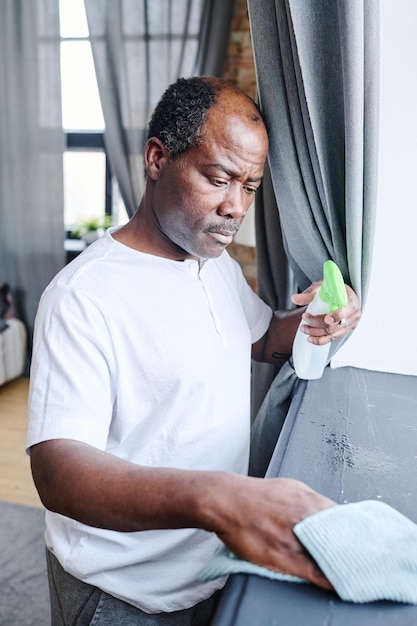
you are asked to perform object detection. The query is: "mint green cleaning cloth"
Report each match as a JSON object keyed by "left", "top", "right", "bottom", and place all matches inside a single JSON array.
[{"left": 198, "top": 500, "right": 417, "bottom": 604}]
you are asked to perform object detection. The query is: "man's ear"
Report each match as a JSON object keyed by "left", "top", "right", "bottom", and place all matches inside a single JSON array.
[{"left": 145, "top": 137, "right": 169, "bottom": 180}]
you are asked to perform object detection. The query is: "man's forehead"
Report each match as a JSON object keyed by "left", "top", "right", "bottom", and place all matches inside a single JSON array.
[{"left": 200, "top": 108, "right": 268, "bottom": 160}]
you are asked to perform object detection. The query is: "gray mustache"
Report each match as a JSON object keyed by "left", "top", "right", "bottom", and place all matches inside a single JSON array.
[{"left": 203, "top": 222, "right": 240, "bottom": 234}]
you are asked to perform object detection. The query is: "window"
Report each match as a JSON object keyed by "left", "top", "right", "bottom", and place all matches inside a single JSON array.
[{"left": 59, "top": 0, "right": 128, "bottom": 239}]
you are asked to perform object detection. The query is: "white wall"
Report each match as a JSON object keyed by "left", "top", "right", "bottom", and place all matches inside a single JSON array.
[
  {"left": 332, "top": 0, "right": 417, "bottom": 376},
  {"left": 234, "top": 201, "right": 256, "bottom": 247}
]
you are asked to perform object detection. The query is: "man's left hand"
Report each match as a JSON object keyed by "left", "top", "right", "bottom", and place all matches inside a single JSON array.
[{"left": 291, "top": 282, "right": 361, "bottom": 345}]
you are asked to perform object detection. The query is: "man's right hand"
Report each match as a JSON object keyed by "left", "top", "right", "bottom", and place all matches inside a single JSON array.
[{"left": 208, "top": 475, "right": 336, "bottom": 590}]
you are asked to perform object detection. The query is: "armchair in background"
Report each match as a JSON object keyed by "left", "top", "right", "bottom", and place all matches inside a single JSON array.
[{"left": 0, "top": 283, "right": 27, "bottom": 386}]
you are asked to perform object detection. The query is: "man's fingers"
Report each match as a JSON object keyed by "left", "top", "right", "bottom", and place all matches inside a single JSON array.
[
  {"left": 265, "top": 545, "right": 333, "bottom": 592},
  {"left": 298, "top": 553, "right": 333, "bottom": 591}
]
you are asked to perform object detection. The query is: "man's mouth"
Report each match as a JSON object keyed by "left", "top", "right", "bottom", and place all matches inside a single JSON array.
[
  {"left": 209, "top": 231, "right": 235, "bottom": 245},
  {"left": 204, "top": 223, "right": 239, "bottom": 245}
]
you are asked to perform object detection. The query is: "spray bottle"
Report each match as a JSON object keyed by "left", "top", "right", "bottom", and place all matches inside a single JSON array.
[{"left": 292, "top": 260, "right": 348, "bottom": 380}]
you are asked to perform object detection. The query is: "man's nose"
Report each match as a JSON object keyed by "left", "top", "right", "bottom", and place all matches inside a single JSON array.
[{"left": 218, "top": 184, "right": 248, "bottom": 219}]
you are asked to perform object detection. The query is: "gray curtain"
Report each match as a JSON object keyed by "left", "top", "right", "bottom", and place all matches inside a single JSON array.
[
  {"left": 84, "top": 0, "right": 235, "bottom": 218},
  {"left": 0, "top": 0, "right": 65, "bottom": 350},
  {"left": 248, "top": 0, "right": 380, "bottom": 476},
  {"left": 250, "top": 161, "right": 297, "bottom": 417}
]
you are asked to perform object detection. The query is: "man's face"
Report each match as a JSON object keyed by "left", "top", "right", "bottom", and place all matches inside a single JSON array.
[{"left": 149, "top": 103, "right": 268, "bottom": 260}]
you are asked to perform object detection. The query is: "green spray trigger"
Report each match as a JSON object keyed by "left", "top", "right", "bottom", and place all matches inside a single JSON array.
[{"left": 319, "top": 260, "right": 348, "bottom": 313}]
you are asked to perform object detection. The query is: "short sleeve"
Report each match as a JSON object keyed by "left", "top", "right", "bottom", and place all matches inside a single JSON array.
[{"left": 27, "top": 284, "right": 116, "bottom": 452}]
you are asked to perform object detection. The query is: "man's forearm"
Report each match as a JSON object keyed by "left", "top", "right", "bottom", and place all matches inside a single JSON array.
[
  {"left": 30, "top": 438, "right": 232, "bottom": 532},
  {"left": 252, "top": 308, "right": 304, "bottom": 364}
]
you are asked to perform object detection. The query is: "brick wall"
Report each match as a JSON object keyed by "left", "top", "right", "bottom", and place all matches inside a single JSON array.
[
  {"left": 223, "top": 0, "right": 257, "bottom": 101},
  {"left": 221, "top": 0, "right": 259, "bottom": 291}
]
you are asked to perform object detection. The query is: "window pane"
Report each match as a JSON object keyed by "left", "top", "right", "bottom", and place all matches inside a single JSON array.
[
  {"left": 64, "top": 151, "right": 106, "bottom": 228},
  {"left": 61, "top": 41, "right": 104, "bottom": 130},
  {"left": 59, "top": 0, "right": 89, "bottom": 38},
  {"left": 112, "top": 179, "right": 129, "bottom": 227}
]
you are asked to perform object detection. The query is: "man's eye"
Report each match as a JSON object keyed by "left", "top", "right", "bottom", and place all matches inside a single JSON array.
[
  {"left": 243, "top": 186, "right": 257, "bottom": 194},
  {"left": 210, "top": 178, "right": 227, "bottom": 187}
]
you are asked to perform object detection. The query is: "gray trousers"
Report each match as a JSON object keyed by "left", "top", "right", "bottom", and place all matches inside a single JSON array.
[{"left": 46, "top": 549, "right": 221, "bottom": 626}]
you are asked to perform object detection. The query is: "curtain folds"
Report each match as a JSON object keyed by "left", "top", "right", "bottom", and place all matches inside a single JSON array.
[
  {"left": 196, "top": 0, "right": 236, "bottom": 77},
  {"left": 248, "top": 0, "right": 380, "bottom": 475},
  {"left": 84, "top": 0, "right": 235, "bottom": 218},
  {"left": 0, "top": 0, "right": 65, "bottom": 351}
]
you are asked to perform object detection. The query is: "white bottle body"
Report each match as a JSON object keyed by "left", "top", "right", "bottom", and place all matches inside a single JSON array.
[{"left": 292, "top": 292, "right": 330, "bottom": 380}]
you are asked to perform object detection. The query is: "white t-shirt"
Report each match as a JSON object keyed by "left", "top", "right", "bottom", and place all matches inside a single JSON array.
[{"left": 27, "top": 230, "right": 272, "bottom": 614}]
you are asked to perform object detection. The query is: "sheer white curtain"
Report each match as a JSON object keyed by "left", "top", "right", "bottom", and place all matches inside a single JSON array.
[
  {"left": 248, "top": 0, "right": 380, "bottom": 475},
  {"left": 0, "top": 0, "right": 65, "bottom": 348},
  {"left": 84, "top": 0, "right": 234, "bottom": 217}
]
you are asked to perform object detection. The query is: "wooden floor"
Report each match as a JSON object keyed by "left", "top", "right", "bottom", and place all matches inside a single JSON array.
[{"left": 0, "top": 376, "right": 42, "bottom": 508}]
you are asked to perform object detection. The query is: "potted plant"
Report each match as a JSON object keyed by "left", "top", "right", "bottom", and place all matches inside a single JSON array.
[{"left": 71, "top": 215, "right": 113, "bottom": 245}]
